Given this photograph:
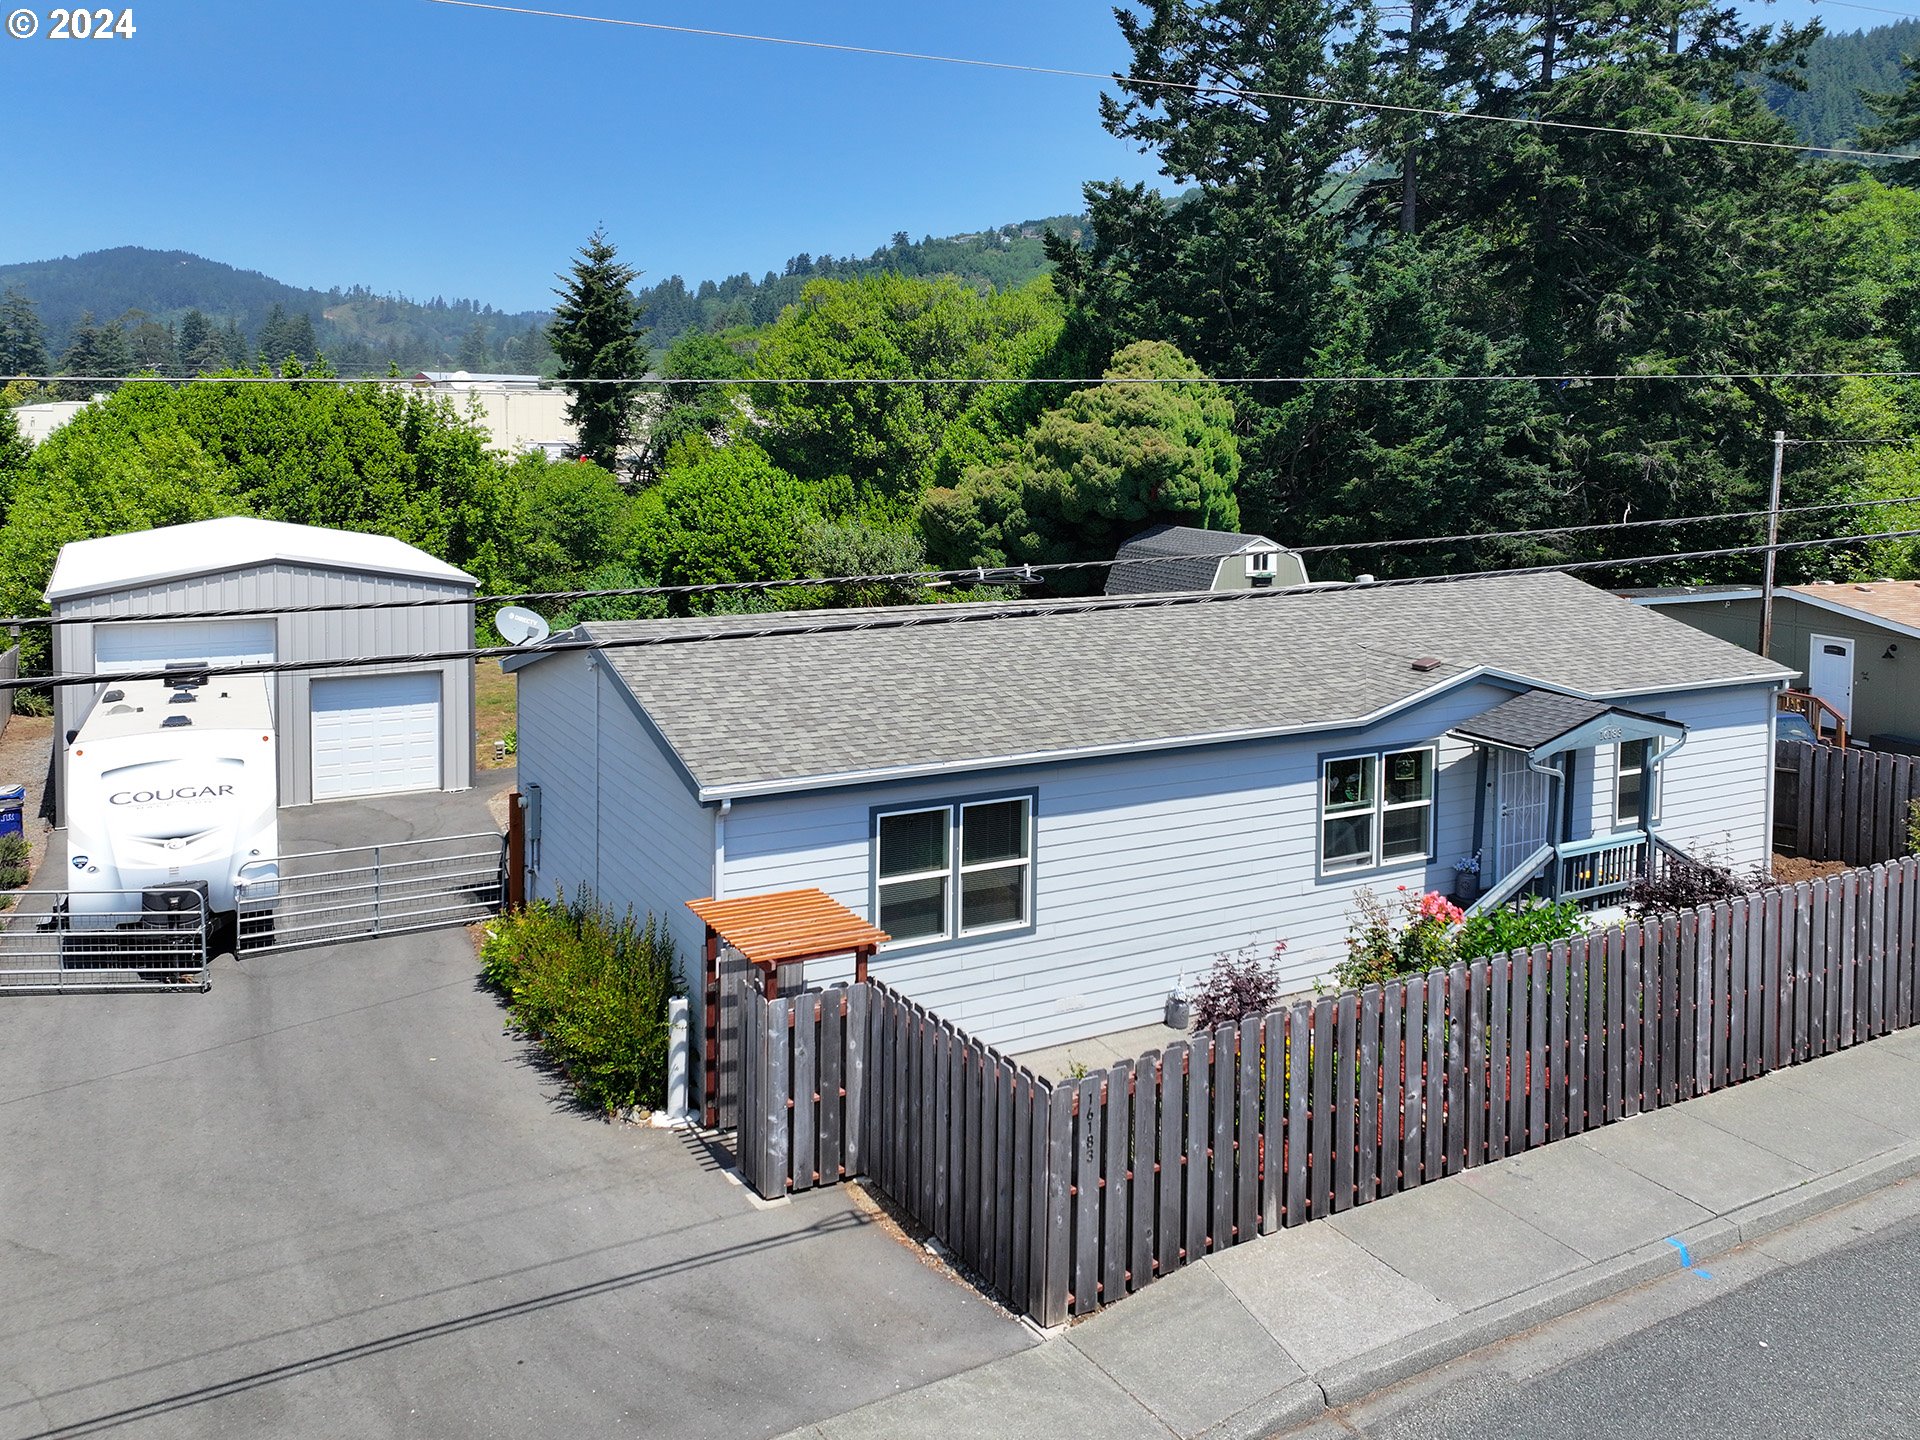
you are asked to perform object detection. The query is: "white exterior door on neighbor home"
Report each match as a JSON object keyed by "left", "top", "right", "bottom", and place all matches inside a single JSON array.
[
  {"left": 309, "top": 673, "right": 442, "bottom": 799},
  {"left": 1807, "top": 635, "right": 1855, "bottom": 733},
  {"left": 1494, "top": 747, "right": 1552, "bottom": 883}
]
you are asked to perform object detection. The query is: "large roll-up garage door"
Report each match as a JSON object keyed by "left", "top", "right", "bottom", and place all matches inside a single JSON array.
[
  {"left": 94, "top": 620, "right": 277, "bottom": 673},
  {"left": 310, "top": 673, "right": 442, "bottom": 799}
]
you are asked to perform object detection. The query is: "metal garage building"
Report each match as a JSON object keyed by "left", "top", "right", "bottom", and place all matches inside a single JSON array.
[{"left": 47, "top": 517, "right": 477, "bottom": 819}]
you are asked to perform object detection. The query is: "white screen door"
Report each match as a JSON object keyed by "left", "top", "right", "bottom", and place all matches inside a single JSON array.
[
  {"left": 1494, "top": 749, "right": 1552, "bottom": 881},
  {"left": 1807, "top": 635, "right": 1854, "bottom": 732}
]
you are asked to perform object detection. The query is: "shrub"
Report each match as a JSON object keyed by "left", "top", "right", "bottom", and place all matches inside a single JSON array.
[
  {"left": 0, "top": 833, "right": 25, "bottom": 890},
  {"left": 502, "top": 727, "right": 517, "bottom": 757},
  {"left": 480, "top": 888, "right": 683, "bottom": 1116},
  {"left": 1191, "top": 940, "right": 1288, "bottom": 1030},
  {"left": 1626, "top": 849, "right": 1753, "bottom": 917},
  {"left": 1336, "top": 888, "right": 1464, "bottom": 988},
  {"left": 11, "top": 688, "right": 50, "bottom": 718},
  {"left": 1456, "top": 897, "right": 1586, "bottom": 961},
  {"left": 1907, "top": 798, "right": 1920, "bottom": 857}
]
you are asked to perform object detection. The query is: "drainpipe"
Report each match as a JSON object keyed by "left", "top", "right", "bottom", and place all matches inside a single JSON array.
[
  {"left": 1526, "top": 750, "right": 1567, "bottom": 897},
  {"left": 1642, "top": 731, "right": 1688, "bottom": 869},
  {"left": 713, "top": 798, "right": 731, "bottom": 900}
]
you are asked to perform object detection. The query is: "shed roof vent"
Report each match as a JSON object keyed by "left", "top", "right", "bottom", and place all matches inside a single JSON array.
[
  {"left": 160, "top": 714, "right": 193, "bottom": 728},
  {"left": 1411, "top": 656, "right": 1444, "bottom": 673}
]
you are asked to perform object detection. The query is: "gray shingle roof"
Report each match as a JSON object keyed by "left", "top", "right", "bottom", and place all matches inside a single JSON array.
[
  {"left": 1104, "top": 524, "right": 1280, "bottom": 596},
  {"left": 563, "top": 571, "right": 1792, "bottom": 798},
  {"left": 1451, "top": 691, "right": 1614, "bottom": 750}
]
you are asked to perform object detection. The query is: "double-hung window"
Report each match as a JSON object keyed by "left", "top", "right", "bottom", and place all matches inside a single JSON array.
[
  {"left": 875, "top": 796, "right": 1033, "bottom": 944},
  {"left": 1615, "top": 739, "right": 1661, "bottom": 829},
  {"left": 1320, "top": 748, "right": 1435, "bottom": 873}
]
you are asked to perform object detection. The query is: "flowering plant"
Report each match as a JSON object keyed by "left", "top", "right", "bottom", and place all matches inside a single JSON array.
[
  {"left": 1453, "top": 852, "right": 1481, "bottom": 876},
  {"left": 1336, "top": 887, "right": 1464, "bottom": 988}
]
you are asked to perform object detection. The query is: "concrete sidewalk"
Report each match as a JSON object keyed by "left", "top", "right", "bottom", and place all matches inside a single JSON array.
[{"left": 778, "top": 1026, "right": 1920, "bottom": 1440}]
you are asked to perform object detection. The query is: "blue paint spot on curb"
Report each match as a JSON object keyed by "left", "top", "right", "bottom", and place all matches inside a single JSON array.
[{"left": 1665, "top": 1237, "right": 1712, "bottom": 1279}]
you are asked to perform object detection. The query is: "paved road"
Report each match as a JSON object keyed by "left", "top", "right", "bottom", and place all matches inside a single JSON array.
[
  {"left": 1294, "top": 1209, "right": 1920, "bottom": 1440},
  {"left": 0, "top": 920, "right": 1026, "bottom": 1439}
]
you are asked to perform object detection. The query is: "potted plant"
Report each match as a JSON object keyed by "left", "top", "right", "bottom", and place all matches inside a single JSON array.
[{"left": 1453, "top": 852, "right": 1482, "bottom": 903}]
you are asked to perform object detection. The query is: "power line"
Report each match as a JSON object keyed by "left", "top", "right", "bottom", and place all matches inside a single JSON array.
[
  {"left": 9, "top": 492, "right": 1917, "bottom": 633},
  {"left": 21, "top": 366, "right": 1920, "bottom": 388},
  {"left": 11, "top": 525, "right": 1917, "bottom": 692},
  {"left": 423, "top": 0, "right": 1919, "bottom": 163}
]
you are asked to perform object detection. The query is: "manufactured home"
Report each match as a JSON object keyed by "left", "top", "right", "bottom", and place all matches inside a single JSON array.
[{"left": 507, "top": 572, "right": 1791, "bottom": 1056}]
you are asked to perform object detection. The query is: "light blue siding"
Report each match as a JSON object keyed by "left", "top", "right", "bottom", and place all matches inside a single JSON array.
[
  {"left": 514, "top": 653, "right": 713, "bottom": 997},
  {"left": 722, "top": 681, "right": 1520, "bottom": 1051},
  {"left": 1610, "top": 682, "right": 1777, "bottom": 872}
]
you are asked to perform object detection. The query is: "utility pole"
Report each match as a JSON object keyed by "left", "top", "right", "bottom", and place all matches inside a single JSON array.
[
  {"left": 1759, "top": 429, "right": 1785, "bottom": 658},
  {"left": 1400, "top": 0, "right": 1424, "bottom": 234}
]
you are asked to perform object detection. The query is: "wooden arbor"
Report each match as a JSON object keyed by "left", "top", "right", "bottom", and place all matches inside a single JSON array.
[{"left": 688, "top": 888, "right": 889, "bottom": 1129}]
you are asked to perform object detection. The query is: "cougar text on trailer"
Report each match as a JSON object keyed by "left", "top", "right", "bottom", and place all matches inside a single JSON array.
[{"left": 64, "top": 669, "right": 278, "bottom": 939}]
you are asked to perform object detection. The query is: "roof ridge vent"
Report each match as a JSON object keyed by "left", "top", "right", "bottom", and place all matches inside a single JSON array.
[{"left": 1411, "top": 656, "right": 1444, "bottom": 672}]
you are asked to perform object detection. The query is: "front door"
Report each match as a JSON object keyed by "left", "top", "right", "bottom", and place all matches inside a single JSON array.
[
  {"left": 1494, "top": 748, "right": 1552, "bottom": 882},
  {"left": 1807, "top": 635, "right": 1855, "bottom": 734}
]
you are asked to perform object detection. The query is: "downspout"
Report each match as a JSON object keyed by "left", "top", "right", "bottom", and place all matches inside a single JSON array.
[
  {"left": 1643, "top": 730, "right": 1689, "bottom": 865},
  {"left": 1527, "top": 749, "right": 1566, "bottom": 898},
  {"left": 713, "top": 798, "right": 732, "bottom": 900}
]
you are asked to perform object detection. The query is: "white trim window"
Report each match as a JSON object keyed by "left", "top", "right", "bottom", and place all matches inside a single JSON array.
[
  {"left": 1321, "top": 748, "right": 1436, "bottom": 873},
  {"left": 1245, "top": 549, "right": 1278, "bottom": 586},
  {"left": 876, "top": 797, "right": 1033, "bottom": 944},
  {"left": 1615, "top": 739, "right": 1662, "bottom": 830}
]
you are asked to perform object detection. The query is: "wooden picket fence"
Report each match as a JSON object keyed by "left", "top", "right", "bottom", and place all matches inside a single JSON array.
[
  {"left": 734, "top": 858, "right": 1920, "bottom": 1326},
  {"left": 1775, "top": 738, "right": 1920, "bottom": 866}
]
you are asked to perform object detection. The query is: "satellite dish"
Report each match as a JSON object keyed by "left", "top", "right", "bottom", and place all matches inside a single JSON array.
[{"left": 495, "top": 606, "right": 552, "bottom": 647}]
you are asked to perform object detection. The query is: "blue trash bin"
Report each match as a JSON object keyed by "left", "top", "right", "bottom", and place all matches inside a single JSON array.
[{"left": 0, "top": 784, "right": 24, "bottom": 840}]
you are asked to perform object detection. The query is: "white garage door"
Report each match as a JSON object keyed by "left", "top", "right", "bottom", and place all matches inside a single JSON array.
[
  {"left": 94, "top": 619, "right": 277, "bottom": 673},
  {"left": 310, "top": 673, "right": 443, "bottom": 799}
]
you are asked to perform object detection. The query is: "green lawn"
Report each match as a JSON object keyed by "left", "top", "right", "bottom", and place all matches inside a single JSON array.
[{"left": 475, "top": 661, "right": 516, "bottom": 771}]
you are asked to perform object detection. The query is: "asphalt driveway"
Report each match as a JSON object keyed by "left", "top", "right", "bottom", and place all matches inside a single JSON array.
[{"left": 0, "top": 924, "right": 1028, "bottom": 1438}]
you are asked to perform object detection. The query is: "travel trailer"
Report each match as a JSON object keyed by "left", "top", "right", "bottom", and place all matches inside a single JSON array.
[{"left": 64, "top": 671, "right": 278, "bottom": 933}]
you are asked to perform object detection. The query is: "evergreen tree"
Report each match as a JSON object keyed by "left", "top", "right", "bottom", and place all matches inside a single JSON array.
[
  {"left": 547, "top": 228, "right": 648, "bottom": 471},
  {"left": 284, "top": 311, "right": 318, "bottom": 364},
  {"left": 456, "top": 322, "right": 493, "bottom": 371},
  {"left": 0, "top": 290, "right": 51, "bottom": 378},
  {"left": 257, "top": 304, "right": 292, "bottom": 365},
  {"left": 57, "top": 312, "right": 132, "bottom": 397},
  {"left": 175, "top": 309, "right": 227, "bottom": 373},
  {"left": 219, "top": 317, "right": 249, "bottom": 367},
  {"left": 1861, "top": 54, "right": 1920, "bottom": 187}
]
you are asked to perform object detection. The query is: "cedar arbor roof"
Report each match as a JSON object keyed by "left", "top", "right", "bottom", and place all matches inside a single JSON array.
[{"left": 687, "top": 889, "right": 889, "bottom": 968}]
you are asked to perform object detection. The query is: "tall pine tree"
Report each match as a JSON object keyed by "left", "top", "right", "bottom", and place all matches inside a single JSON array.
[
  {"left": 0, "top": 290, "right": 51, "bottom": 378},
  {"left": 548, "top": 228, "right": 648, "bottom": 471}
]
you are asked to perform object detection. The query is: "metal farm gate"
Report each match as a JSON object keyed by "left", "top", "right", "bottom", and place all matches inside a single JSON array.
[
  {"left": 235, "top": 832, "right": 506, "bottom": 953},
  {"left": 0, "top": 886, "right": 210, "bottom": 993}
]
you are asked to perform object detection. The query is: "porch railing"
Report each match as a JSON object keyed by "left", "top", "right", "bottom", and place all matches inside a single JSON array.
[
  {"left": 1556, "top": 831, "right": 1648, "bottom": 905},
  {"left": 1780, "top": 689, "right": 1848, "bottom": 749}
]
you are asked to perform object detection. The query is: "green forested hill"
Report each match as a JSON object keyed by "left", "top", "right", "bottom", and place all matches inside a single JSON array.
[
  {"left": 0, "top": 246, "right": 551, "bottom": 375},
  {"left": 0, "top": 217, "right": 1081, "bottom": 376},
  {"left": 1765, "top": 20, "right": 1920, "bottom": 148},
  {"left": 633, "top": 215, "right": 1083, "bottom": 350}
]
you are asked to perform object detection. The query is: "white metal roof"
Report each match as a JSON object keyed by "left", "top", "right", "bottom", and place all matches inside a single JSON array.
[{"left": 45, "top": 517, "right": 477, "bottom": 603}]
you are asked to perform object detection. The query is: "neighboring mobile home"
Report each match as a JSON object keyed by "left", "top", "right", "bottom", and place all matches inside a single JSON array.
[
  {"left": 1628, "top": 581, "right": 1920, "bottom": 752},
  {"left": 507, "top": 572, "right": 1791, "bottom": 1055}
]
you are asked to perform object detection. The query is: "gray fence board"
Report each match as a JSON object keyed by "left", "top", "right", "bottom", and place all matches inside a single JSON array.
[
  {"left": 1159, "top": 1042, "right": 1187, "bottom": 1266},
  {"left": 1186, "top": 1033, "right": 1211, "bottom": 1260},
  {"left": 1381, "top": 984, "right": 1404, "bottom": 1199},
  {"left": 1402, "top": 978, "right": 1426, "bottom": 1190},
  {"left": 1285, "top": 1010, "right": 1310, "bottom": 1224},
  {"left": 1105, "top": 1059, "right": 1131, "bottom": 1303},
  {"left": 1212, "top": 1024, "right": 1236, "bottom": 1244},
  {"left": 1488, "top": 960, "right": 1510, "bottom": 1161},
  {"left": 1134, "top": 1053, "right": 1160, "bottom": 1279},
  {"left": 1237, "top": 1015, "right": 1260, "bottom": 1238},
  {"left": 1334, "top": 995, "right": 1358, "bottom": 1210}
]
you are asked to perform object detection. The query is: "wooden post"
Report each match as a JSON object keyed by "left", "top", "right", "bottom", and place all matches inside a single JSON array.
[
  {"left": 854, "top": 945, "right": 871, "bottom": 985},
  {"left": 504, "top": 792, "right": 526, "bottom": 909},
  {"left": 703, "top": 928, "right": 722, "bottom": 1129},
  {"left": 764, "top": 962, "right": 781, "bottom": 1001}
]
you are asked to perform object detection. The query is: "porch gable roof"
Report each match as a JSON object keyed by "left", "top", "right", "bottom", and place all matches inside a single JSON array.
[{"left": 1451, "top": 690, "right": 1685, "bottom": 759}]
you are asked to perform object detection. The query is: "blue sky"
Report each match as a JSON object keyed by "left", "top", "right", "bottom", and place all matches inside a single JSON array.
[{"left": 0, "top": 0, "right": 1899, "bottom": 313}]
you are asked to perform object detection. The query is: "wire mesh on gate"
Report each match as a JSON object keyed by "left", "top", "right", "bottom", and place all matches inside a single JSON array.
[
  {"left": 0, "top": 886, "right": 211, "bottom": 993},
  {"left": 235, "top": 832, "right": 507, "bottom": 953}
]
